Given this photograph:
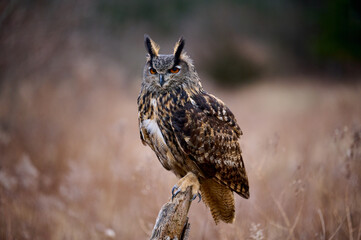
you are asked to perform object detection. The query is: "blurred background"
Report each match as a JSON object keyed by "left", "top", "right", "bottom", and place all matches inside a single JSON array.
[{"left": 0, "top": 0, "right": 360, "bottom": 239}]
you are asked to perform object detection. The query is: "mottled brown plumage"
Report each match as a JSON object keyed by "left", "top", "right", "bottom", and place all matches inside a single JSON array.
[{"left": 138, "top": 35, "right": 249, "bottom": 224}]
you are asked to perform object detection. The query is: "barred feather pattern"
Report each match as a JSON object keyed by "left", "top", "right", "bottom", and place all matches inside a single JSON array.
[
  {"left": 200, "top": 179, "right": 235, "bottom": 224},
  {"left": 138, "top": 85, "right": 249, "bottom": 223}
]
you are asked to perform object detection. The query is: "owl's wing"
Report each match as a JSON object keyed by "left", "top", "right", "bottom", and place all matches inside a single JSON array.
[{"left": 171, "top": 92, "right": 249, "bottom": 198}]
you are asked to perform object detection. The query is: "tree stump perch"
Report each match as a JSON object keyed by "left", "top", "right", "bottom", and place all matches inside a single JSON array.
[{"left": 150, "top": 187, "right": 193, "bottom": 240}]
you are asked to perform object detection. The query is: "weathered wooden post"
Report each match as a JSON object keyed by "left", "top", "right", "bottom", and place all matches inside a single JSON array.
[{"left": 150, "top": 187, "right": 193, "bottom": 240}]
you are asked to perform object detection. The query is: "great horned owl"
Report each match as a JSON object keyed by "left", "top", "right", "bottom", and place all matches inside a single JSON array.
[{"left": 137, "top": 35, "right": 249, "bottom": 224}]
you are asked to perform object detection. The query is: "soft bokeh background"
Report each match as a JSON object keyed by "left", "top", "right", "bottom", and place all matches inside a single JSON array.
[{"left": 1, "top": 0, "right": 361, "bottom": 239}]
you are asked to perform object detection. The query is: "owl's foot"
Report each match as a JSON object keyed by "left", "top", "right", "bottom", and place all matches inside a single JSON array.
[
  {"left": 172, "top": 186, "right": 201, "bottom": 202},
  {"left": 191, "top": 192, "right": 202, "bottom": 202},
  {"left": 171, "top": 172, "right": 201, "bottom": 202}
]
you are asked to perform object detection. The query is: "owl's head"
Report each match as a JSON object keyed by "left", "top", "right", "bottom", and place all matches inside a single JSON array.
[{"left": 143, "top": 35, "right": 200, "bottom": 91}]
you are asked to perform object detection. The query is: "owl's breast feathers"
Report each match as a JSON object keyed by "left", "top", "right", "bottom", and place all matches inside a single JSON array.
[{"left": 137, "top": 87, "right": 249, "bottom": 199}]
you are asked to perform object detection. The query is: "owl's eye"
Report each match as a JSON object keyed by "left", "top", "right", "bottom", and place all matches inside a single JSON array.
[
  {"left": 149, "top": 68, "right": 157, "bottom": 75},
  {"left": 169, "top": 66, "right": 180, "bottom": 74}
]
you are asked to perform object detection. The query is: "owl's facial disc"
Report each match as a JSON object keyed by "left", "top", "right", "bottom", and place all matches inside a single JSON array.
[
  {"left": 147, "top": 54, "right": 184, "bottom": 87},
  {"left": 148, "top": 64, "right": 182, "bottom": 87}
]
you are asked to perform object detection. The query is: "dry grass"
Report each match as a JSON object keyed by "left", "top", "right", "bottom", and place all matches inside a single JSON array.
[{"left": 0, "top": 71, "right": 360, "bottom": 239}]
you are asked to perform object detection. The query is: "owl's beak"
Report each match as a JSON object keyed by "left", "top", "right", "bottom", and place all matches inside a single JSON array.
[{"left": 159, "top": 74, "right": 165, "bottom": 86}]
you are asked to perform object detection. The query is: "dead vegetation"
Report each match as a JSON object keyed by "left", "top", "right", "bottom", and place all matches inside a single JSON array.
[{"left": 1, "top": 73, "right": 360, "bottom": 239}]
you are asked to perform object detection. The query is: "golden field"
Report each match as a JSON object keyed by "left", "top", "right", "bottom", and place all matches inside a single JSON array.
[{"left": 1, "top": 72, "right": 360, "bottom": 239}]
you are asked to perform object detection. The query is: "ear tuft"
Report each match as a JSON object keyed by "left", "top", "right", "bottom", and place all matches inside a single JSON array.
[
  {"left": 173, "top": 37, "right": 185, "bottom": 62},
  {"left": 144, "top": 34, "right": 160, "bottom": 58}
]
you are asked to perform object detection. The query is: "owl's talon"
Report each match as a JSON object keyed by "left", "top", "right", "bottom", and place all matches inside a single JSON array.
[
  {"left": 191, "top": 192, "right": 201, "bottom": 203},
  {"left": 171, "top": 185, "right": 178, "bottom": 196},
  {"left": 171, "top": 186, "right": 181, "bottom": 201}
]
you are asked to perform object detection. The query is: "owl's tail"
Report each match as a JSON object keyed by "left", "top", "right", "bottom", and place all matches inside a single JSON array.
[{"left": 200, "top": 179, "right": 235, "bottom": 224}]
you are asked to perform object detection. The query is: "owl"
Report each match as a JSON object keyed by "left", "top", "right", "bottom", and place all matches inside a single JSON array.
[{"left": 137, "top": 35, "right": 249, "bottom": 224}]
